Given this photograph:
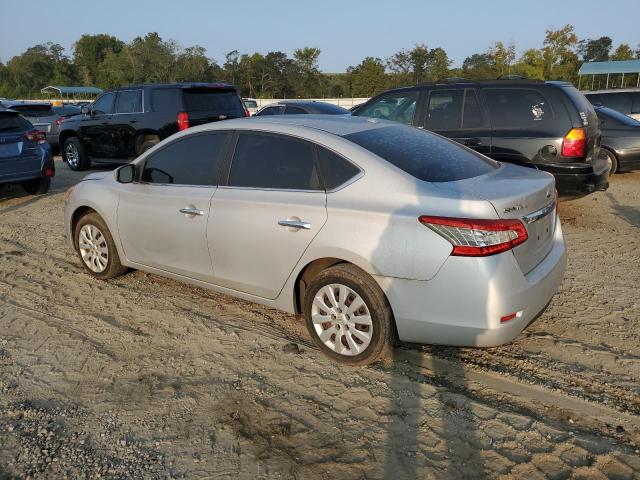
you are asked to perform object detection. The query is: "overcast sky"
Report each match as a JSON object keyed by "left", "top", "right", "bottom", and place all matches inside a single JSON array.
[{"left": 1, "top": 0, "right": 638, "bottom": 71}]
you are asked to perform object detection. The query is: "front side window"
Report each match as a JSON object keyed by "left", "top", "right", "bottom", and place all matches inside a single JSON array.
[
  {"left": 141, "top": 133, "right": 229, "bottom": 186},
  {"left": 425, "top": 90, "right": 463, "bottom": 130},
  {"left": 484, "top": 88, "right": 551, "bottom": 128},
  {"left": 356, "top": 91, "right": 419, "bottom": 125},
  {"left": 92, "top": 93, "right": 115, "bottom": 115},
  {"left": 115, "top": 90, "right": 142, "bottom": 114},
  {"left": 228, "top": 133, "right": 321, "bottom": 190}
]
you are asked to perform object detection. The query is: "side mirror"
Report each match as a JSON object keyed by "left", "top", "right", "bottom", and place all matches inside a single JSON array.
[
  {"left": 81, "top": 106, "right": 89, "bottom": 115},
  {"left": 116, "top": 164, "right": 136, "bottom": 183}
]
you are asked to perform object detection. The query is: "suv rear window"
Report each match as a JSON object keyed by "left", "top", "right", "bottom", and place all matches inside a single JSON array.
[
  {"left": 0, "top": 113, "right": 33, "bottom": 132},
  {"left": 183, "top": 89, "right": 244, "bottom": 117},
  {"left": 8, "top": 105, "right": 53, "bottom": 117},
  {"left": 343, "top": 125, "right": 497, "bottom": 182}
]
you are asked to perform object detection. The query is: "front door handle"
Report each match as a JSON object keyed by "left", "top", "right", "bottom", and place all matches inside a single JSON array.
[
  {"left": 278, "top": 219, "right": 311, "bottom": 230},
  {"left": 179, "top": 207, "right": 204, "bottom": 216}
]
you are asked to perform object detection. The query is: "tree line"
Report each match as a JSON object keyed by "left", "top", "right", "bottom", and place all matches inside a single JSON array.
[{"left": 1, "top": 26, "right": 638, "bottom": 99}]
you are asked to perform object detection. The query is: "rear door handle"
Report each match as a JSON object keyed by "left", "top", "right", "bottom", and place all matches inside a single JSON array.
[
  {"left": 179, "top": 207, "right": 204, "bottom": 216},
  {"left": 278, "top": 219, "right": 311, "bottom": 230}
]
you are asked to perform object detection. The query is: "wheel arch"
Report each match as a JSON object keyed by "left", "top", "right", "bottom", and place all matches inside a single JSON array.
[
  {"left": 70, "top": 206, "right": 98, "bottom": 249},
  {"left": 59, "top": 129, "right": 79, "bottom": 148}
]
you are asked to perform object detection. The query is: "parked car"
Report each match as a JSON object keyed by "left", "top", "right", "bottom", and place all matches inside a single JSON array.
[
  {"left": 59, "top": 82, "right": 247, "bottom": 171},
  {"left": 242, "top": 98, "right": 259, "bottom": 116},
  {"left": 353, "top": 80, "right": 609, "bottom": 198},
  {"left": 584, "top": 89, "right": 640, "bottom": 121},
  {"left": 65, "top": 115, "right": 566, "bottom": 365},
  {"left": 595, "top": 105, "right": 640, "bottom": 174},
  {"left": 0, "top": 106, "right": 54, "bottom": 195},
  {"left": 1, "top": 102, "right": 64, "bottom": 151},
  {"left": 254, "top": 100, "right": 350, "bottom": 116}
]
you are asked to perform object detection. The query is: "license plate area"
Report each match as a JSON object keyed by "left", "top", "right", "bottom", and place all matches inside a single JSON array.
[{"left": 0, "top": 143, "right": 20, "bottom": 158}]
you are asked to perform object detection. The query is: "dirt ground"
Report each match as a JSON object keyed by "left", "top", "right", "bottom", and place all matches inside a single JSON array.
[{"left": 0, "top": 159, "right": 639, "bottom": 479}]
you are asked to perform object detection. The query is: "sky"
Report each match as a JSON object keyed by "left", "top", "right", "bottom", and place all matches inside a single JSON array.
[{"left": 1, "top": 0, "right": 638, "bottom": 72}]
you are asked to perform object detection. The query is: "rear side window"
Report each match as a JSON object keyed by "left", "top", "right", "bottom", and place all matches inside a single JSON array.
[
  {"left": 228, "top": 133, "right": 322, "bottom": 190},
  {"left": 141, "top": 133, "right": 229, "bottom": 186},
  {"left": 356, "top": 91, "right": 418, "bottom": 125},
  {"left": 284, "top": 106, "right": 307, "bottom": 115},
  {"left": 463, "top": 90, "right": 484, "bottom": 128},
  {"left": 425, "top": 90, "right": 463, "bottom": 129},
  {"left": 257, "top": 106, "right": 283, "bottom": 116},
  {"left": 151, "top": 89, "right": 179, "bottom": 112},
  {"left": 115, "top": 90, "right": 142, "bottom": 114},
  {"left": 317, "top": 147, "right": 361, "bottom": 190},
  {"left": 0, "top": 114, "right": 32, "bottom": 132},
  {"left": 182, "top": 89, "right": 244, "bottom": 117},
  {"left": 484, "top": 89, "right": 550, "bottom": 128},
  {"left": 8, "top": 105, "right": 54, "bottom": 118},
  {"left": 344, "top": 126, "right": 497, "bottom": 182}
]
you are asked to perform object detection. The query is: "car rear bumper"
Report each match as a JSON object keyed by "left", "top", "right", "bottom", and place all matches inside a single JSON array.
[
  {"left": 538, "top": 156, "right": 610, "bottom": 198},
  {"left": 375, "top": 217, "right": 566, "bottom": 347}
]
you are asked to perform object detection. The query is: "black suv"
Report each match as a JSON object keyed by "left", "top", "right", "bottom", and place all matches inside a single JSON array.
[
  {"left": 59, "top": 83, "right": 247, "bottom": 170},
  {"left": 353, "top": 80, "right": 609, "bottom": 197}
]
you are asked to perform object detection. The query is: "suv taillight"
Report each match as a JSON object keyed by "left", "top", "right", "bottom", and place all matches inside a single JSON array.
[
  {"left": 25, "top": 130, "right": 47, "bottom": 144},
  {"left": 419, "top": 216, "right": 528, "bottom": 257},
  {"left": 243, "top": 105, "right": 251, "bottom": 117},
  {"left": 561, "top": 128, "right": 586, "bottom": 157},
  {"left": 177, "top": 111, "right": 189, "bottom": 131}
]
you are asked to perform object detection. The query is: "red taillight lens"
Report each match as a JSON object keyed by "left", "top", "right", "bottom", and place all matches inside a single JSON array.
[
  {"left": 43, "top": 167, "right": 54, "bottom": 177},
  {"left": 418, "top": 216, "right": 528, "bottom": 257},
  {"left": 25, "top": 130, "right": 47, "bottom": 144},
  {"left": 561, "top": 128, "right": 586, "bottom": 157},
  {"left": 177, "top": 111, "right": 189, "bottom": 131}
]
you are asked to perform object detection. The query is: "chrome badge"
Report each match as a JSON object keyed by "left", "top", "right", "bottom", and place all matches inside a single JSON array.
[{"left": 504, "top": 204, "right": 528, "bottom": 213}]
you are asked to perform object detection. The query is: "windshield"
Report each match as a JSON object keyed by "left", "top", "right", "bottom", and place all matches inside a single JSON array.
[{"left": 343, "top": 125, "right": 498, "bottom": 182}]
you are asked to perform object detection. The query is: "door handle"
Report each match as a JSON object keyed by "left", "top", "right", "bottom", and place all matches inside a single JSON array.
[
  {"left": 278, "top": 219, "right": 311, "bottom": 230},
  {"left": 179, "top": 207, "right": 204, "bottom": 216},
  {"left": 464, "top": 138, "right": 482, "bottom": 147}
]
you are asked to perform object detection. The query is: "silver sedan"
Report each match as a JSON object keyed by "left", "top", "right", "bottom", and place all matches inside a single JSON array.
[{"left": 64, "top": 115, "right": 566, "bottom": 365}]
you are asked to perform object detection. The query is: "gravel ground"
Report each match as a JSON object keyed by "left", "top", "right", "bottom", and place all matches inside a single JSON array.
[{"left": 0, "top": 159, "right": 639, "bottom": 479}]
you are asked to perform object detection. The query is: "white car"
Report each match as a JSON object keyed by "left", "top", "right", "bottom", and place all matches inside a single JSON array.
[
  {"left": 64, "top": 116, "right": 566, "bottom": 365},
  {"left": 242, "top": 98, "right": 259, "bottom": 116}
]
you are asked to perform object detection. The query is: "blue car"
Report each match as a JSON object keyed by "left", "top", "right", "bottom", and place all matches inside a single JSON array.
[{"left": 0, "top": 106, "right": 54, "bottom": 195}]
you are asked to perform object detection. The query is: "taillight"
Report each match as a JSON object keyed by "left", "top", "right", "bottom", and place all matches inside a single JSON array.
[
  {"left": 177, "top": 111, "right": 189, "bottom": 131},
  {"left": 561, "top": 128, "right": 586, "bottom": 157},
  {"left": 418, "top": 216, "right": 528, "bottom": 257},
  {"left": 43, "top": 166, "right": 54, "bottom": 177},
  {"left": 243, "top": 105, "right": 251, "bottom": 117},
  {"left": 25, "top": 130, "right": 47, "bottom": 144}
]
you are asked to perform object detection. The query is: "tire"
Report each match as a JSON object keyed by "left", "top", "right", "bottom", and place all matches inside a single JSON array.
[
  {"left": 303, "top": 263, "right": 395, "bottom": 366},
  {"left": 74, "top": 212, "right": 127, "bottom": 280},
  {"left": 22, "top": 177, "right": 50, "bottom": 195},
  {"left": 603, "top": 149, "right": 618, "bottom": 175},
  {"left": 62, "top": 137, "right": 90, "bottom": 171},
  {"left": 138, "top": 140, "right": 158, "bottom": 156}
]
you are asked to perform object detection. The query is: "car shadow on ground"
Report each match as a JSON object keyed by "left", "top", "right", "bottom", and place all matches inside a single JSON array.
[{"left": 606, "top": 191, "right": 640, "bottom": 228}]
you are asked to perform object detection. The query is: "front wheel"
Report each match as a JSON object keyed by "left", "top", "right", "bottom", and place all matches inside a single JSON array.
[
  {"left": 74, "top": 212, "right": 127, "bottom": 280},
  {"left": 303, "top": 263, "right": 395, "bottom": 366},
  {"left": 63, "top": 137, "right": 90, "bottom": 171}
]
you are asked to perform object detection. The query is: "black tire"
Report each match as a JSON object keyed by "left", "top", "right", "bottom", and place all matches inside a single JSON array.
[
  {"left": 303, "top": 263, "right": 395, "bottom": 366},
  {"left": 139, "top": 140, "right": 158, "bottom": 155},
  {"left": 22, "top": 177, "right": 50, "bottom": 195},
  {"left": 603, "top": 149, "right": 618, "bottom": 175},
  {"left": 62, "top": 137, "right": 90, "bottom": 171},
  {"left": 74, "top": 212, "right": 127, "bottom": 280}
]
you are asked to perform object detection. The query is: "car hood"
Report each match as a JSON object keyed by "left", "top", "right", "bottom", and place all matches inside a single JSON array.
[{"left": 82, "top": 171, "right": 112, "bottom": 182}]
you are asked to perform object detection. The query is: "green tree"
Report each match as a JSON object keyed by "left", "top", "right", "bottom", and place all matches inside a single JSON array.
[
  {"left": 346, "top": 57, "right": 387, "bottom": 96},
  {"left": 427, "top": 47, "right": 451, "bottom": 81},
  {"left": 577, "top": 36, "right": 612, "bottom": 62},
  {"left": 542, "top": 24, "right": 579, "bottom": 81},
  {"left": 462, "top": 53, "right": 495, "bottom": 80},
  {"left": 291, "top": 47, "right": 323, "bottom": 97},
  {"left": 513, "top": 48, "right": 545, "bottom": 79},
  {"left": 73, "top": 34, "right": 124, "bottom": 85},
  {"left": 611, "top": 43, "right": 634, "bottom": 61}
]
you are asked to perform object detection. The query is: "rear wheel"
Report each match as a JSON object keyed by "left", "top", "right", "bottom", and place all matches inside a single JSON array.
[
  {"left": 63, "top": 137, "right": 90, "bottom": 171},
  {"left": 74, "top": 212, "right": 127, "bottom": 280},
  {"left": 303, "top": 263, "right": 395, "bottom": 366},
  {"left": 603, "top": 149, "right": 618, "bottom": 175},
  {"left": 22, "top": 177, "right": 50, "bottom": 195}
]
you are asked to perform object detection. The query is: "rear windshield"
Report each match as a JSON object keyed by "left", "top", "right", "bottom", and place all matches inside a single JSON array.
[
  {"left": 0, "top": 113, "right": 33, "bottom": 132},
  {"left": 311, "top": 103, "right": 350, "bottom": 114},
  {"left": 53, "top": 105, "right": 81, "bottom": 116},
  {"left": 343, "top": 125, "right": 497, "bottom": 182},
  {"left": 183, "top": 89, "right": 244, "bottom": 116},
  {"left": 8, "top": 105, "right": 54, "bottom": 117}
]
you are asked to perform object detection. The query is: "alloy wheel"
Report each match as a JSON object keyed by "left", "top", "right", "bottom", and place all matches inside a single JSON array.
[
  {"left": 78, "top": 224, "right": 108, "bottom": 273},
  {"left": 311, "top": 283, "right": 373, "bottom": 356},
  {"left": 65, "top": 143, "right": 79, "bottom": 168}
]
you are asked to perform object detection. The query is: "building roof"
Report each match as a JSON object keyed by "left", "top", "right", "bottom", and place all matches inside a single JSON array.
[
  {"left": 40, "top": 86, "right": 104, "bottom": 95},
  {"left": 578, "top": 60, "right": 640, "bottom": 76}
]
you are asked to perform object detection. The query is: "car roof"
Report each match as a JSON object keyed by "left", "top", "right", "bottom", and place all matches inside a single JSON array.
[
  {"left": 584, "top": 88, "right": 640, "bottom": 95},
  {"left": 190, "top": 114, "right": 400, "bottom": 137},
  {"left": 117, "top": 82, "right": 236, "bottom": 90},
  {"left": 380, "top": 79, "right": 572, "bottom": 94},
  {"left": 2, "top": 101, "right": 52, "bottom": 108}
]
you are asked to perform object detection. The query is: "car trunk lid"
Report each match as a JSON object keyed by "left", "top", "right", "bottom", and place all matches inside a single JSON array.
[{"left": 436, "top": 163, "right": 557, "bottom": 274}]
